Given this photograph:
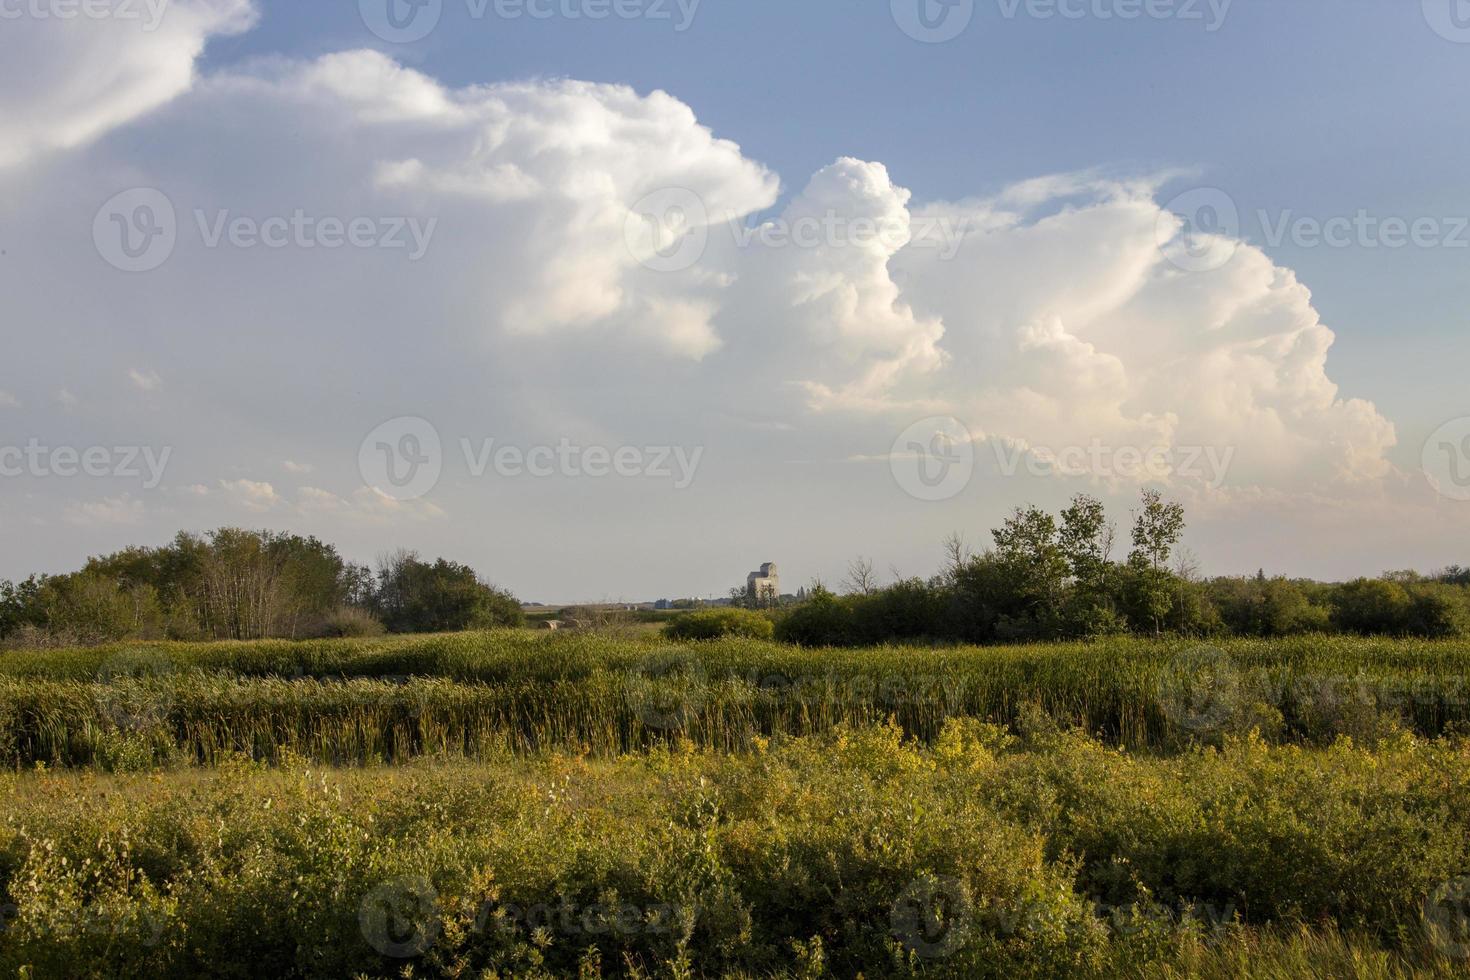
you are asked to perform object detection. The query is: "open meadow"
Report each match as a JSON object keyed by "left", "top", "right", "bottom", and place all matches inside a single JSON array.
[{"left": 3, "top": 631, "right": 1470, "bottom": 977}]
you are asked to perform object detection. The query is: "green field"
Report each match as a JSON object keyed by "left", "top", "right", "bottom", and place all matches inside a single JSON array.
[{"left": 2, "top": 632, "right": 1470, "bottom": 977}]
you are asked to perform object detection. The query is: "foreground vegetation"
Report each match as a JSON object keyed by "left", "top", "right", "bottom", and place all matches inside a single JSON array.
[
  {"left": 4, "top": 628, "right": 1469, "bottom": 976},
  {"left": 3, "top": 724, "right": 1469, "bottom": 977}
]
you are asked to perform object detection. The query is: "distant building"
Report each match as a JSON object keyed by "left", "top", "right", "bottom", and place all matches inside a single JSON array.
[{"left": 746, "top": 562, "right": 779, "bottom": 607}]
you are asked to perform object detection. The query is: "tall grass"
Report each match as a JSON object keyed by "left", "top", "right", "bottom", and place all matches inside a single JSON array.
[{"left": 1, "top": 632, "right": 1468, "bottom": 767}]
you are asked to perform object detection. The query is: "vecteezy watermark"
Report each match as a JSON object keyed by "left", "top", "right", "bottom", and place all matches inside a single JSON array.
[
  {"left": 358, "top": 417, "right": 705, "bottom": 501},
  {"left": 93, "top": 188, "right": 438, "bottom": 273},
  {"left": 1157, "top": 187, "right": 1469, "bottom": 273},
  {"left": 0, "top": 440, "right": 171, "bottom": 488},
  {"left": 1423, "top": 417, "right": 1470, "bottom": 502},
  {"left": 462, "top": 438, "right": 703, "bottom": 489},
  {"left": 890, "top": 417, "right": 976, "bottom": 502},
  {"left": 625, "top": 188, "right": 973, "bottom": 273},
  {"left": 1425, "top": 876, "right": 1470, "bottom": 959},
  {"left": 1156, "top": 187, "right": 1241, "bottom": 273},
  {"left": 1258, "top": 209, "right": 1469, "bottom": 251},
  {"left": 729, "top": 210, "right": 971, "bottom": 260},
  {"left": 360, "top": 876, "right": 440, "bottom": 958},
  {"left": 0, "top": 900, "right": 169, "bottom": 946},
  {"left": 891, "top": 0, "right": 974, "bottom": 43},
  {"left": 624, "top": 187, "right": 710, "bottom": 273},
  {"left": 0, "top": 0, "right": 170, "bottom": 29},
  {"left": 1157, "top": 645, "right": 1239, "bottom": 733},
  {"left": 359, "top": 0, "right": 442, "bottom": 42},
  {"left": 892, "top": 0, "right": 1231, "bottom": 42},
  {"left": 93, "top": 188, "right": 177, "bottom": 273},
  {"left": 1423, "top": 0, "right": 1470, "bottom": 43},
  {"left": 890, "top": 876, "right": 972, "bottom": 958},
  {"left": 96, "top": 649, "right": 176, "bottom": 732},
  {"left": 991, "top": 438, "right": 1236, "bottom": 489},
  {"left": 625, "top": 648, "right": 709, "bottom": 730},
  {"left": 472, "top": 896, "right": 692, "bottom": 939},
  {"left": 359, "top": 0, "right": 700, "bottom": 43},
  {"left": 996, "top": 0, "right": 1231, "bottom": 29},
  {"left": 360, "top": 417, "right": 444, "bottom": 502},
  {"left": 890, "top": 878, "right": 1240, "bottom": 960}
]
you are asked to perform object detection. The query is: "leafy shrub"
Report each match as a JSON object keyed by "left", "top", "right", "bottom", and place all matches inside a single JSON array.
[
  {"left": 2, "top": 724, "right": 1469, "bottom": 977},
  {"left": 663, "top": 607, "right": 773, "bottom": 641},
  {"left": 373, "top": 555, "right": 523, "bottom": 632},
  {"left": 1404, "top": 583, "right": 1470, "bottom": 638},
  {"left": 1330, "top": 579, "right": 1412, "bottom": 635},
  {"left": 773, "top": 586, "right": 853, "bottom": 645},
  {"left": 313, "top": 606, "right": 386, "bottom": 638}
]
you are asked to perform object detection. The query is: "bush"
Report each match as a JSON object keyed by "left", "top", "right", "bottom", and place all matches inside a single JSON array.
[
  {"left": 1404, "top": 583, "right": 1470, "bottom": 638},
  {"left": 773, "top": 586, "right": 854, "bottom": 645},
  {"left": 664, "top": 607, "right": 774, "bottom": 641},
  {"left": 847, "top": 577, "right": 948, "bottom": 643},
  {"left": 312, "top": 606, "right": 386, "bottom": 638},
  {"left": 1330, "top": 579, "right": 1411, "bottom": 635},
  {"left": 3, "top": 723, "right": 1470, "bottom": 977}
]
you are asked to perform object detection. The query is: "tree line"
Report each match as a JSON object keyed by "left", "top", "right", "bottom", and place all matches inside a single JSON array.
[
  {"left": 771, "top": 490, "right": 1470, "bottom": 645},
  {"left": 0, "top": 529, "right": 522, "bottom": 647}
]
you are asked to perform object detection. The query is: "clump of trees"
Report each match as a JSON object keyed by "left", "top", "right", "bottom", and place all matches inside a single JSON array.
[
  {"left": 774, "top": 490, "right": 1470, "bottom": 646},
  {"left": 0, "top": 529, "right": 521, "bottom": 647}
]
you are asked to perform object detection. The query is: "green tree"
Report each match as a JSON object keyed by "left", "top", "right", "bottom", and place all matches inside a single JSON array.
[
  {"left": 1129, "top": 489, "right": 1185, "bottom": 571},
  {"left": 38, "top": 572, "right": 163, "bottom": 643},
  {"left": 372, "top": 552, "right": 522, "bottom": 633},
  {"left": 1058, "top": 494, "right": 1112, "bottom": 582},
  {"left": 988, "top": 505, "right": 1070, "bottom": 639}
]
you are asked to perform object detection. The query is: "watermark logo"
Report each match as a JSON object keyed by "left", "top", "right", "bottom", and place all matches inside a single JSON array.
[
  {"left": 1258, "top": 209, "right": 1468, "bottom": 250},
  {"left": 192, "top": 210, "right": 437, "bottom": 259},
  {"left": 94, "top": 188, "right": 176, "bottom": 273},
  {"left": 730, "top": 209, "right": 971, "bottom": 259},
  {"left": 1424, "top": 0, "right": 1470, "bottom": 43},
  {"left": 360, "top": 876, "right": 439, "bottom": 958},
  {"left": 890, "top": 416, "right": 975, "bottom": 502},
  {"left": 1156, "top": 187, "right": 1239, "bottom": 273},
  {"left": 359, "top": 417, "right": 443, "bottom": 501},
  {"left": 1425, "top": 876, "right": 1470, "bottom": 959},
  {"left": 1158, "top": 645, "right": 1238, "bottom": 733},
  {"left": 472, "top": 896, "right": 689, "bottom": 938},
  {"left": 1423, "top": 417, "right": 1470, "bottom": 502},
  {"left": 0, "top": 440, "right": 171, "bottom": 488},
  {"left": 625, "top": 187, "right": 709, "bottom": 273},
  {"left": 626, "top": 648, "right": 708, "bottom": 730},
  {"left": 95, "top": 649, "right": 175, "bottom": 732},
  {"left": 997, "top": 0, "right": 1231, "bottom": 30},
  {"left": 461, "top": 437, "right": 703, "bottom": 488},
  {"left": 469, "top": 0, "right": 701, "bottom": 29},
  {"left": 991, "top": 438, "right": 1235, "bottom": 489},
  {"left": 94, "top": 189, "right": 436, "bottom": 272},
  {"left": 1, "top": 0, "right": 170, "bottom": 29},
  {"left": 892, "top": 0, "right": 974, "bottom": 42},
  {"left": 360, "top": 0, "right": 442, "bottom": 42},
  {"left": 890, "top": 876, "right": 971, "bottom": 958}
]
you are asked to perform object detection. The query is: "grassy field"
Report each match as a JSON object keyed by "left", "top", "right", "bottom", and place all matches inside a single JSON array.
[
  {"left": 2, "top": 632, "right": 1470, "bottom": 976},
  {"left": 2, "top": 632, "right": 1469, "bottom": 767}
]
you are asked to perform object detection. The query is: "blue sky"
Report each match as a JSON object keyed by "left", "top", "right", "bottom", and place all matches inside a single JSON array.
[{"left": 1, "top": 0, "right": 1467, "bottom": 599}]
